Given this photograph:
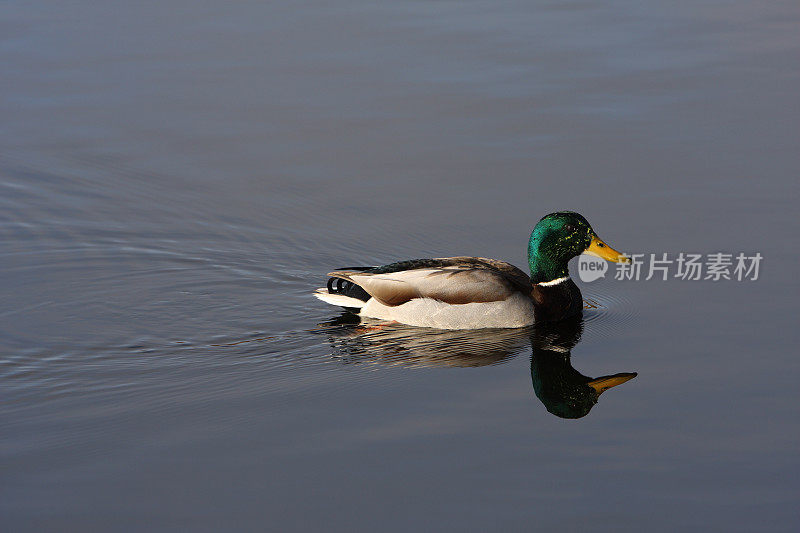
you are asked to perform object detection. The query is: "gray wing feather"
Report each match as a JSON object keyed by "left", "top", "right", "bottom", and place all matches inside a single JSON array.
[{"left": 328, "top": 257, "right": 531, "bottom": 306}]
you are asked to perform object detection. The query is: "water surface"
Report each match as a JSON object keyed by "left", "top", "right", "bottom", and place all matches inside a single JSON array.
[{"left": 2, "top": 1, "right": 799, "bottom": 531}]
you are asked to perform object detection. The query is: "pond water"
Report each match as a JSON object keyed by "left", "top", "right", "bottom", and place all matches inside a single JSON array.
[{"left": 2, "top": 1, "right": 798, "bottom": 531}]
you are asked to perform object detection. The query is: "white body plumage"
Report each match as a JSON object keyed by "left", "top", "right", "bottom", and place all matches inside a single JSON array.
[{"left": 314, "top": 288, "right": 536, "bottom": 329}]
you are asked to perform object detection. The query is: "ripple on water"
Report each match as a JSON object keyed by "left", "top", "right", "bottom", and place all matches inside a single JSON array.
[
  {"left": 0, "top": 156, "right": 644, "bottom": 411},
  {"left": 0, "top": 331, "right": 349, "bottom": 408},
  {"left": 2, "top": 291, "right": 641, "bottom": 413},
  {"left": 582, "top": 288, "right": 639, "bottom": 340}
]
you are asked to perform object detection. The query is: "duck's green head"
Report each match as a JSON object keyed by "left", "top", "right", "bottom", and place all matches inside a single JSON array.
[{"left": 528, "top": 211, "right": 628, "bottom": 283}]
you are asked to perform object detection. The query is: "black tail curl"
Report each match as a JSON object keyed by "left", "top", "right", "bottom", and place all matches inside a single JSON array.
[{"left": 326, "top": 267, "right": 374, "bottom": 303}]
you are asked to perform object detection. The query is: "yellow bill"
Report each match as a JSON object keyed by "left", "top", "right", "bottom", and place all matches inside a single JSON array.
[
  {"left": 587, "top": 372, "right": 638, "bottom": 395},
  {"left": 584, "top": 235, "right": 630, "bottom": 263}
]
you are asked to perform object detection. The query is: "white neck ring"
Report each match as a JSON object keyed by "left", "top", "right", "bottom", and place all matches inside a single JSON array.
[{"left": 536, "top": 276, "right": 570, "bottom": 287}]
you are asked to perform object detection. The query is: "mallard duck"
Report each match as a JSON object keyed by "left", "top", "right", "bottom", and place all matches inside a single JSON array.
[{"left": 314, "top": 211, "right": 628, "bottom": 329}]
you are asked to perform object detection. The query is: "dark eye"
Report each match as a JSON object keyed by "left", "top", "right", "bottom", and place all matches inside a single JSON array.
[
  {"left": 564, "top": 224, "right": 574, "bottom": 232},
  {"left": 597, "top": 242, "right": 605, "bottom": 248}
]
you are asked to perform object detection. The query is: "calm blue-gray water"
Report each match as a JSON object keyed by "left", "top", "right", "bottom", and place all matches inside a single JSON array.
[{"left": 2, "top": 1, "right": 799, "bottom": 531}]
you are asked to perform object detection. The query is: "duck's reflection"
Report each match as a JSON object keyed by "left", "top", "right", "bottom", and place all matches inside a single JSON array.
[
  {"left": 320, "top": 312, "right": 530, "bottom": 367},
  {"left": 319, "top": 313, "right": 637, "bottom": 419},
  {"left": 529, "top": 317, "right": 636, "bottom": 418}
]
